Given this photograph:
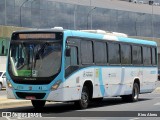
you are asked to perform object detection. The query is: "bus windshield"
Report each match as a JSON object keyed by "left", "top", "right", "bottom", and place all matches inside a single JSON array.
[{"left": 8, "top": 41, "right": 62, "bottom": 78}]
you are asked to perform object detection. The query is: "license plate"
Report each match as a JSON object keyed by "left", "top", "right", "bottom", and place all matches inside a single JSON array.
[{"left": 25, "top": 96, "right": 36, "bottom": 100}]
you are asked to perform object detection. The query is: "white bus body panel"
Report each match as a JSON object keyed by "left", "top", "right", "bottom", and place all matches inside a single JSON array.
[{"left": 46, "top": 66, "right": 157, "bottom": 102}]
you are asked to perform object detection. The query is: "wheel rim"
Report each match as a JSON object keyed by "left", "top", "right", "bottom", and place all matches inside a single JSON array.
[{"left": 81, "top": 91, "right": 88, "bottom": 107}]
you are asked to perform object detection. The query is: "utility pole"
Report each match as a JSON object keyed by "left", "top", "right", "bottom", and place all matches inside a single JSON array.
[
  {"left": 87, "top": 7, "right": 96, "bottom": 29},
  {"left": 20, "top": 0, "right": 29, "bottom": 27}
]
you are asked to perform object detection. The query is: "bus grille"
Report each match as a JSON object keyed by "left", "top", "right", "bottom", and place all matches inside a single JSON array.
[{"left": 16, "top": 92, "right": 46, "bottom": 99}]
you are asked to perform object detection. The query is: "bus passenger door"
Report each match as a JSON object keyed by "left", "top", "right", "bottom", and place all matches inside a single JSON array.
[
  {"left": 106, "top": 43, "right": 123, "bottom": 97},
  {"left": 142, "top": 47, "right": 156, "bottom": 92},
  {"left": 105, "top": 67, "right": 122, "bottom": 97},
  {"left": 93, "top": 68, "right": 105, "bottom": 98}
]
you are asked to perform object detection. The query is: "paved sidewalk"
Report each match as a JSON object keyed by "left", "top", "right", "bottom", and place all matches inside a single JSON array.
[
  {"left": 153, "top": 87, "right": 160, "bottom": 93},
  {"left": 0, "top": 96, "right": 31, "bottom": 109}
]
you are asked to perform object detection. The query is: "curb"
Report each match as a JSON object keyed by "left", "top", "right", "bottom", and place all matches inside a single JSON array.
[
  {"left": 154, "top": 87, "right": 160, "bottom": 93},
  {"left": 0, "top": 99, "right": 31, "bottom": 109}
]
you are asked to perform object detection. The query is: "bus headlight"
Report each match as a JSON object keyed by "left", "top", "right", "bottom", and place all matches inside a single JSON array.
[
  {"left": 7, "top": 80, "right": 13, "bottom": 88},
  {"left": 51, "top": 80, "right": 62, "bottom": 90}
]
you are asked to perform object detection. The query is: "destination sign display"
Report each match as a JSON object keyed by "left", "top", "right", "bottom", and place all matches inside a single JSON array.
[{"left": 18, "top": 33, "right": 56, "bottom": 39}]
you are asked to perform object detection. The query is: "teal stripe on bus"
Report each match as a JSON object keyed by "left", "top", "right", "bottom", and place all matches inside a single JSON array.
[
  {"left": 66, "top": 30, "right": 104, "bottom": 40},
  {"left": 99, "top": 68, "right": 105, "bottom": 96},
  {"left": 117, "top": 37, "right": 157, "bottom": 46}
]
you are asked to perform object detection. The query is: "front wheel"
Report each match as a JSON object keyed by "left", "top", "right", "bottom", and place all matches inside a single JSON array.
[
  {"left": 74, "top": 86, "right": 89, "bottom": 109},
  {"left": 31, "top": 100, "right": 46, "bottom": 109}
]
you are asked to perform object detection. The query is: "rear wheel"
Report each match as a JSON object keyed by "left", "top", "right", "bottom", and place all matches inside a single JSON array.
[
  {"left": 122, "top": 83, "right": 139, "bottom": 102},
  {"left": 74, "top": 86, "right": 89, "bottom": 109},
  {"left": 31, "top": 100, "right": 46, "bottom": 109},
  {"left": 131, "top": 83, "right": 139, "bottom": 102}
]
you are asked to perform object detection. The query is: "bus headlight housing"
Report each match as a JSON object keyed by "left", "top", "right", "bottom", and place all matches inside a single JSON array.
[{"left": 51, "top": 80, "right": 62, "bottom": 90}]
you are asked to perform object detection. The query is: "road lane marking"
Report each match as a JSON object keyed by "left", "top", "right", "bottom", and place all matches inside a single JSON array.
[
  {"left": 82, "top": 119, "right": 106, "bottom": 120},
  {"left": 154, "top": 102, "right": 160, "bottom": 105}
]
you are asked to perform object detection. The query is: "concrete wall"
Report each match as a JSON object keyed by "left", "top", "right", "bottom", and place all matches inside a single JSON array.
[
  {"left": 0, "top": 56, "right": 7, "bottom": 71},
  {"left": 50, "top": 0, "right": 160, "bottom": 15},
  {"left": 0, "top": 25, "right": 31, "bottom": 38},
  {"left": 0, "top": 0, "right": 160, "bottom": 69},
  {"left": 0, "top": 0, "right": 160, "bottom": 37}
]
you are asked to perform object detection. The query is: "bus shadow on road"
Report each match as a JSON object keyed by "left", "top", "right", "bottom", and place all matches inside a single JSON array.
[
  {"left": 34, "top": 97, "right": 151, "bottom": 113},
  {"left": 33, "top": 98, "right": 151, "bottom": 114},
  {"left": 88, "top": 97, "right": 151, "bottom": 109}
]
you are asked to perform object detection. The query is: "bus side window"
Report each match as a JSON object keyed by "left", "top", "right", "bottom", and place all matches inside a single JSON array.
[
  {"left": 81, "top": 40, "right": 93, "bottom": 64},
  {"left": 151, "top": 47, "right": 157, "bottom": 65},
  {"left": 65, "top": 46, "right": 78, "bottom": 68},
  {"left": 132, "top": 45, "right": 142, "bottom": 65},
  {"left": 70, "top": 47, "right": 78, "bottom": 65},
  {"left": 143, "top": 46, "right": 151, "bottom": 66},
  {"left": 108, "top": 43, "right": 120, "bottom": 64},
  {"left": 121, "top": 44, "right": 131, "bottom": 65},
  {"left": 94, "top": 41, "right": 107, "bottom": 65}
]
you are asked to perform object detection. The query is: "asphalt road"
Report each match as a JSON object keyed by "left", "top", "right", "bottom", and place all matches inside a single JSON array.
[
  {"left": 0, "top": 92, "right": 160, "bottom": 120},
  {"left": 0, "top": 81, "right": 160, "bottom": 120}
]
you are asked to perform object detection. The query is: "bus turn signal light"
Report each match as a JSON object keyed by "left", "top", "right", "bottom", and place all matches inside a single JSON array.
[
  {"left": 51, "top": 80, "right": 62, "bottom": 90},
  {"left": 7, "top": 80, "right": 13, "bottom": 88}
]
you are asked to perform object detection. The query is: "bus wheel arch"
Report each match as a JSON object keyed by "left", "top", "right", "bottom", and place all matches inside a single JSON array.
[
  {"left": 75, "top": 80, "right": 93, "bottom": 109},
  {"left": 83, "top": 80, "right": 93, "bottom": 101},
  {"left": 134, "top": 78, "right": 140, "bottom": 91}
]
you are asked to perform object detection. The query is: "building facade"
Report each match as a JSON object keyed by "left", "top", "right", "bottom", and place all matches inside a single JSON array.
[
  {"left": 0, "top": 0, "right": 160, "bottom": 69},
  {"left": 0, "top": 0, "right": 160, "bottom": 37}
]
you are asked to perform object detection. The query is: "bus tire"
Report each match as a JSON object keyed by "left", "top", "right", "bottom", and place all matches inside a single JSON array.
[
  {"left": 74, "top": 86, "right": 89, "bottom": 109},
  {"left": 122, "top": 83, "right": 139, "bottom": 102},
  {"left": 31, "top": 100, "right": 46, "bottom": 109},
  {"left": 131, "top": 82, "right": 139, "bottom": 102}
]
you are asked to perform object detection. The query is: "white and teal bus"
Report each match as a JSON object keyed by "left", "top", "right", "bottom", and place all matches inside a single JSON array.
[{"left": 6, "top": 28, "right": 158, "bottom": 109}]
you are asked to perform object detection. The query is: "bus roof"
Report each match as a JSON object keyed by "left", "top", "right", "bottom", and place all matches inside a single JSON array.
[
  {"left": 64, "top": 30, "right": 157, "bottom": 46},
  {"left": 12, "top": 29, "right": 157, "bottom": 46}
]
